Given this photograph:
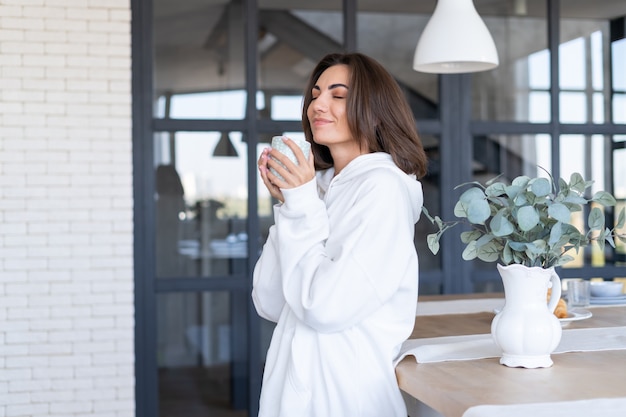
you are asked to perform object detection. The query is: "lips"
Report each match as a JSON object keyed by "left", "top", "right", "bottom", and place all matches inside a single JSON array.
[{"left": 311, "top": 117, "right": 331, "bottom": 126}]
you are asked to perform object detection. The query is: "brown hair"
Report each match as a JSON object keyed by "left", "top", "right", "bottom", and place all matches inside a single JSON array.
[{"left": 301, "top": 52, "right": 428, "bottom": 178}]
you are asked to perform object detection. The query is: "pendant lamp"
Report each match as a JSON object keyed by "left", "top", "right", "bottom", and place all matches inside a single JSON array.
[
  {"left": 413, "top": 0, "right": 498, "bottom": 74},
  {"left": 213, "top": 132, "right": 239, "bottom": 157}
]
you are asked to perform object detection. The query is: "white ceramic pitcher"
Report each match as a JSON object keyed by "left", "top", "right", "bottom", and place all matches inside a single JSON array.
[{"left": 491, "top": 263, "right": 563, "bottom": 368}]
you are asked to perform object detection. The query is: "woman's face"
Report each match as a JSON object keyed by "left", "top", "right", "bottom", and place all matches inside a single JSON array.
[{"left": 306, "top": 64, "right": 355, "bottom": 149}]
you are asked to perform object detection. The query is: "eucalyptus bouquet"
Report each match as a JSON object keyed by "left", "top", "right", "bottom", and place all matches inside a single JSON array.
[{"left": 424, "top": 171, "right": 626, "bottom": 268}]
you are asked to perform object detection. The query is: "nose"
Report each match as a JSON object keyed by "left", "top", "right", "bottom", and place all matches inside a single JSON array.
[{"left": 311, "top": 93, "right": 328, "bottom": 112}]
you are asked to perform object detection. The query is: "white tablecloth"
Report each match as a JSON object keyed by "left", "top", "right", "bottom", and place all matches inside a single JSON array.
[
  {"left": 416, "top": 298, "right": 622, "bottom": 316},
  {"left": 395, "top": 326, "right": 626, "bottom": 365},
  {"left": 416, "top": 298, "right": 504, "bottom": 315},
  {"left": 462, "top": 397, "right": 626, "bottom": 417}
]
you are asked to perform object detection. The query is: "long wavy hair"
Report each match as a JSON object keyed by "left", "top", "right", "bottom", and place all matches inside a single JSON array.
[{"left": 301, "top": 53, "right": 428, "bottom": 178}]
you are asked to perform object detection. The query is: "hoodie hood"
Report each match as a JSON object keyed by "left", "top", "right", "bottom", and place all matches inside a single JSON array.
[{"left": 316, "top": 152, "right": 423, "bottom": 223}]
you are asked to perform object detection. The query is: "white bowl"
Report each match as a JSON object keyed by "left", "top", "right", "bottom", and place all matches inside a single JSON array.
[{"left": 589, "top": 281, "right": 624, "bottom": 298}]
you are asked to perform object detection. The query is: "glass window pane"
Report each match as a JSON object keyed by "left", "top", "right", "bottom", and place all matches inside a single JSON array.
[
  {"left": 153, "top": 0, "right": 246, "bottom": 120},
  {"left": 155, "top": 131, "right": 248, "bottom": 278},
  {"left": 612, "top": 38, "right": 626, "bottom": 91},
  {"left": 559, "top": 18, "right": 610, "bottom": 123},
  {"left": 559, "top": 92, "right": 587, "bottom": 123},
  {"left": 529, "top": 91, "right": 550, "bottom": 123},
  {"left": 529, "top": 49, "right": 550, "bottom": 89},
  {"left": 591, "top": 30, "right": 604, "bottom": 91},
  {"left": 560, "top": 37, "right": 586, "bottom": 90},
  {"left": 472, "top": 2, "right": 549, "bottom": 122},
  {"left": 170, "top": 91, "right": 247, "bottom": 120},
  {"left": 593, "top": 92, "right": 605, "bottom": 123},
  {"left": 614, "top": 94, "right": 626, "bottom": 123},
  {"left": 271, "top": 96, "right": 303, "bottom": 120},
  {"left": 158, "top": 291, "right": 248, "bottom": 415},
  {"left": 613, "top": 38, "right": 626, "bottom": 123}
]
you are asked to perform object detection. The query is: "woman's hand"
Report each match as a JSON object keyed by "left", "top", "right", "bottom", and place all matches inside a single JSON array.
[{"left": 258, "top": 137, "right": 315, "bottom": 203}]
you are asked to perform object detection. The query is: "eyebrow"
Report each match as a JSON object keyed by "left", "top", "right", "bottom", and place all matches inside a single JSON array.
[{"left": 312, "top": 83, "right": 349, "bottom": 91}]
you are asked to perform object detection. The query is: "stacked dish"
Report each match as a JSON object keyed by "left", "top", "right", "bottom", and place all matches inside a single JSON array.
[{"left": 590, "top": 281, "right": 626, "bottom": 305}]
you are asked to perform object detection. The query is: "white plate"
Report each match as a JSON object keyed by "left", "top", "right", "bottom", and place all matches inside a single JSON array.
[
  {"left": 493, "top": 307, "right": 592, "bottom": 327},
  {"left": 560, "top": 308, "right": 593, "bottom": 323},
  {"left": 590, "top": 295, "right": 626, "bottom": 305}
]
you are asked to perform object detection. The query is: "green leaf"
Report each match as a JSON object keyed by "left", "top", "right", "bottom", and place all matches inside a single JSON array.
[
  {"left": 434, "top": 216, "right": 443, "bottom": 228},
  {"left": 453, "top": 189, "right": 492, "bottom": 225},
  {"left": 467, "top": 199, "right": 491, "bottom": 224},
  {"left": 548, "top": 222, "right": 563, "bottom": 245},
  {"left": 422, "top": 207, "right": 439, "bottom": 225},
  {"left": 455, "top": 188, "right": 487, "bottom": 219},
  {"left": 548, "top": 202, "right": 572, "bottom": 223},
  {"left": 531, "top": 239, "right": 547, "bottom": 251},
  {"left": 562, "top": 194, "right": 588, "bottom": 205},
  {"left": 556, "top": 254, "right": 575, "bottom": 266},
  {"left": 427, "top": 233, "right": 440, "bottom": 255},
  {"left": 597, "top": 235, "right": 606, "bottom": 251},
  {"left": 530, "top": 178, "right": 551, "bottom": 197},
  {"left": 512, "top": 176, "right": 530, "bottom": 188},
  {"left": 591, "top": 191, "right": 617, "bottom": 206},
  {"left": 485, "top": 182, "right": 507, "bottom": 197},
  {"left": 513, "top": 193, "right": 528, "bottom": 206},
  {"left": 569, "top": 172, "right": 586, "bottom": 193},
  {"left": 459, "top": 187, "right": 486, "bottom": 203},
  {"left": 503, "top": 243, "right": 513, "bottom": 264},
  {"left": 603, "top": 228, "right": 616, "bottom": 248},
  {"left": 460, "top": 230, "right": 482, "bottom": 243},
  {"left": 505, "top": 185, "right": 522, "bottom": 200},
  {"left": 454, "top": 200, "right": 469, "bottom": 218},
  {"left": 462, "top": 241, "right": 478, "bottom": 260},
  {"left": 508, "top": 241, "right": 527, "bottom": 251},
  {"left": 477, "top": 241, "right": 501, "bottom": 262},
  {"left": 587, "top": 207, "right": 605, "bottom": 230},
  {"left": 474, "top": 234, "right": 495, "bottom": 248},
  {"left": 517, "top": 206, "right": 540, "bottom": 231},
  {"left": 490, "top": 209, "right": 515, "bottom": 237}
]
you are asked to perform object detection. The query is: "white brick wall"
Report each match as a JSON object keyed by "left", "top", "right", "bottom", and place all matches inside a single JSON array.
[{"left": 0, "top": 1, "right": 134, "bottom": 416}]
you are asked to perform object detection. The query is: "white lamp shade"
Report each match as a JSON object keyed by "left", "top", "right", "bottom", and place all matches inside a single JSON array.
[{"left": 414, "top": 0, "right": 499, "bottom": 74}]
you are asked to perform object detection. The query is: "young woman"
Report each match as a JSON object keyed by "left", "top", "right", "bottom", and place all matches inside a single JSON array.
[{"left": 253, "top": 52, "right": 428, "bottom": 417}]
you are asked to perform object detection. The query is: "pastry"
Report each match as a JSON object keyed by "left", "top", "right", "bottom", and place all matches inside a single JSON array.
[{"left": 547, "top": 288, "right": 568, "bottom": 318}]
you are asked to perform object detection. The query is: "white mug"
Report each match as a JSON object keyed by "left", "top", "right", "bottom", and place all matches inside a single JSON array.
[{"left": 269, "top": 136, "right": 311, "bottom": 181}]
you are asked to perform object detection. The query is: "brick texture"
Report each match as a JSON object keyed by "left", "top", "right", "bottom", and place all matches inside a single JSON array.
[{"left": 0, "top": 1, "right": 134, "bottom": 416}]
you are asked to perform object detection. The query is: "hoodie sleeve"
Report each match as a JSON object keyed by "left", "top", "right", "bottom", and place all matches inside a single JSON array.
[
  {"left": 251, "top": 205, "right": 287, "bottom": 323},
  {"left": 273, "top": 169, "right": 421, "bottom": 333}
]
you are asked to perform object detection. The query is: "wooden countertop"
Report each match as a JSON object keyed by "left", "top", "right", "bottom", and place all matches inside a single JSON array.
[
  {"left": 397, "top": 303, "right": 626, "bottom": 417},
  {"left": 410, "top": 305, "right": 626, "bottom": 339}
]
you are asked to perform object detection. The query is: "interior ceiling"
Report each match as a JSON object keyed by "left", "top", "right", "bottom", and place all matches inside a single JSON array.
[
  {"left": 153, "top": 0, "right": 626, "bottom": 51},
  {"left": 152, "top": 0, "right": 626, "bottom": 95},
  {"left": 154, "top": 0, "right": 626, "bottom": 19}
]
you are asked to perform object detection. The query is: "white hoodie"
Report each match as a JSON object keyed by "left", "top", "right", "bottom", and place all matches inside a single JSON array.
[{"left": 252, "top": 152, "right": 423, "bottom": 417}]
